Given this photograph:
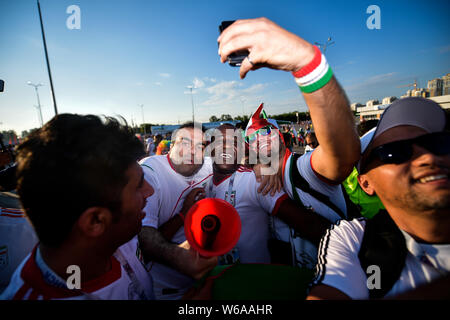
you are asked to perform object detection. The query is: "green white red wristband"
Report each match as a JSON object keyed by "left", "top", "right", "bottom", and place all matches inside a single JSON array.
[{"left": 292, "top": 45, "right": 333, "bottom": 93}]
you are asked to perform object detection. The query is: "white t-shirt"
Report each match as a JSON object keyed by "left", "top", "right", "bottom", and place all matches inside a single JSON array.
[
  {"left": 139, "top": 155, "right": 213, "bottom": 300},
  {"left": 312, "top": 218, "right": 450, "bottom": 299},
  {"left": 146, "top": 138, "right": 155, "bottom": 156},
  {"left": 278, "top": 150, "right": 347, "bottom": 269},
  {"left": 206, "top": 167, "right": 288, "bottom": 265},
  {"left": 0, "top": 207, "right": 38, "bottom": 293},
  {"left": 0, "top": 237, "right": 154, "bottom": 300}
]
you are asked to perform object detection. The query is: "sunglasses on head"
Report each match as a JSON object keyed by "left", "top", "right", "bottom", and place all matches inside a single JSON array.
[
  {"left": 362, "top": 131, "right": 450, "bottom": 170},
  {"left": 245, "top": 126, "right": 273, "bottom": 144}
]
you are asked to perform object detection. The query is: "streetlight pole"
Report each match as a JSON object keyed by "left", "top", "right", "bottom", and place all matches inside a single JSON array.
[
  {"left": 240, "top": 97, "right": 246, "bottom": 117},
  {"left": 28, "top": 82, "right": 44, "bottom": 127},
  {"left": 37, "top": 0, "right": 58, "bottom": 115},
  {"left": 187, "top": 85, "right": 195, "bottom": 123},
  {"left": 140, "top": 104, "right": 146, "bottom": 136}
]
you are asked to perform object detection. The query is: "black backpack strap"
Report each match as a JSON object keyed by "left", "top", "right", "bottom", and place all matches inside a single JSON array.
[
  {"left": 358, "top": 210, "right": 407, "bottom": 299},
  {"left": 290, "top": 153, "right": 346, "bottom": 220}
]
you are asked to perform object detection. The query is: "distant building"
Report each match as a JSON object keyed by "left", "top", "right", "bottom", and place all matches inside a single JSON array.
[
  {"left": 429, "top": 94, "right": 450, "bottom": 110},
  {"left": 382, "top": 96, "right": 397, "bottom": 104},
  {"left": 355, "top": 73, "right": 450, "bottom": 121},
  {"left": 427, "top": 73, "right": 450, "bottom": 97},
  {"left": 401, "top": 88, "right": 429, "bottom": 98},
  {"left": 428, "top": 78, "right": 443, "bottom": 97},
  {"left": 350, "top": 103, "right": 362, "bottom": 112},
  {"left": 366, "top": 99, "right": 379, "bottom": 107},
  {"left": 443, "top": 73, "right": 450, "bottom": 95},
  {"left": 150, "top": 120, "right": 242, "bottom": 136}
]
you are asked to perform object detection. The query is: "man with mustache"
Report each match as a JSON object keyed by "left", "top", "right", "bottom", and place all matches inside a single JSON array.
[
  {"left": 160, "top": 124, "right": 331, "bottom": 266},
  {"left": 138, "top": 122, "right": 217, "bottom": 300},
  {"left": 308, "top": 98, "right": 450, "bottom": 299}
]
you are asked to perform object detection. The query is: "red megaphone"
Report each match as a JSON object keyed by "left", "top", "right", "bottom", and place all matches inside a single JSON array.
[{"left": 184, "top": 198, "right": 241, "bottom": 257}]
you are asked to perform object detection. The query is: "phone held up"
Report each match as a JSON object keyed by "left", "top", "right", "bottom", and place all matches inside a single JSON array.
[{"left": 219, "top": 20, "right": 249, "bottom": 67}]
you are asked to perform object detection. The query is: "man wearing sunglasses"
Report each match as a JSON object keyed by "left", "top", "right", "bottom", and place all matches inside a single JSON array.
[{"left": 308, "top": 97, "right": 450, "bottom": 299}]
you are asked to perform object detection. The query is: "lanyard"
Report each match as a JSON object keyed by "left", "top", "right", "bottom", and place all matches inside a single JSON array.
[
  {"left": 114, "top": 249, "right": 152, "bottom": 300},
  {"left": 36, "top": 247, "right": 70, "bottom": 289},
  {"left": 35, "top": 247, "right": 150, "bottom": 300},
  {"left": 35, "top": 247, "right": 99, "bottom": 299},
  {"left": 209, "top": 172, "right": 236, "bottom": 206}
]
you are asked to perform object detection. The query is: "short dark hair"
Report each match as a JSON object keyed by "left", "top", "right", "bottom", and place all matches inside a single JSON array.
[
  {"left": 172, "top": 121, "right": 206, "bottom": 142},
  {"left": 178, "top": 121, "right": 206, "bottom": 132},
  {"left": 16, "top": 114, "right": 145, "bottom": 247}
]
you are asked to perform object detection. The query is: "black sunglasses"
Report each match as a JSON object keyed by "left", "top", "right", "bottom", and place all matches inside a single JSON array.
[{"left": 363, "top": 131, "right": 450, "bottom": 170}]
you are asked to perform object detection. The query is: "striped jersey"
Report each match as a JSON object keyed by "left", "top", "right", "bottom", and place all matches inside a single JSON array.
[
  {"left": 0, "top": 207, "right": 38, "bottom": 292},
  {"left": 312, "top": 218, "right": 450, "bottom": 299},
  {"left": 275, "top": 150, "right": 347, "bottom": 269}
]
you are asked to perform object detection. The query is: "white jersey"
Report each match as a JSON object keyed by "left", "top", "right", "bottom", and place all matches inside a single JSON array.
[
  {"left": 0, "top": 237, "right": 154, "bottom": 300},
  {"left": 146, "top": 138, "right": 155, "bottom": 156},
  {"left": 312, "top": 218, "right": 450, "bottom": 299},
  {"left": 206, "top": 167, "right": 288, "bottom": 265},
  {"left": 278, "top": 150, "right": 347, "bottom": 269},
  {"left": 139, "top": 155, "right": 213, "bottom": 300},
  {"left": 0, "top": 207, "right": 38, "bottom": 293}
]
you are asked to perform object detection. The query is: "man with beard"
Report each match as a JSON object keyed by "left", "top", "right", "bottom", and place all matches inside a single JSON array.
[
  {"left": 308, "top": 98, "right": 450, "bottom": 299},
  {"left": 160, "top": 124, "right": 331, "bottom": 266},
  {"left": 138, "top": 122, "right": 217, "bottom": 300},
  {"left": 220, "top": 18, "right": 360, "bottom": 269}
]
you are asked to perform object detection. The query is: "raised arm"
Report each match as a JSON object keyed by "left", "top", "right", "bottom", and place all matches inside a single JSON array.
[{"left": 218, "top": 18, "right": 360, "bottom": 183}]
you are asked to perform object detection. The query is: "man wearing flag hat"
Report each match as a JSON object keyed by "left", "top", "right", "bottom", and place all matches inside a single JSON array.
[
  {"left": 221, "top": 18, "right": 359, "bottom": 270},
  {"left": 219, "top": 18, "right": 360, "bottom": 269}
]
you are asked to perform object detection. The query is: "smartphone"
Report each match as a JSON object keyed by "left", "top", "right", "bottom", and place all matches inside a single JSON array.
[{"left": 219, "top": 21, "right": 249, "bottom": 67}]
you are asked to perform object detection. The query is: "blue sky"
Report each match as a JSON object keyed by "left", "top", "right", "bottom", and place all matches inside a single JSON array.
[{"left": 0, "top": 0, "right": 449, "bottom": 135}]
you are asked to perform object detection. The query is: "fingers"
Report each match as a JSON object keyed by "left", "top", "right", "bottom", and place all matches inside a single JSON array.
[
  {"left": 239, "top": 54, "right": 258, "bottom": 79},
  {"left": 257, "top": 175, "right": 270, "bottom": 194},
  {"left": 189, "top": 188, "right": 206, "bottom": 200},
  {"left": 261, "top": 175, "right": 272, "bottom": 196},
  {"left": 253, "top": 164, "right": 262, "bottom": 182}
]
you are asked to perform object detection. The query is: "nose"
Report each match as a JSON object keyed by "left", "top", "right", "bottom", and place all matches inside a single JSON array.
[
  {"left": 411, "top": 145, "right": 445, "bottom": 168},
  {"left": 143, "top": 180, "right": 154, "bottom": 198}
]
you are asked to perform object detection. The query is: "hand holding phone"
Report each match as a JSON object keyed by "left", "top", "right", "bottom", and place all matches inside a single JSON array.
[{"left": 218, "top": 21, "right": 249, "bottom": 67}]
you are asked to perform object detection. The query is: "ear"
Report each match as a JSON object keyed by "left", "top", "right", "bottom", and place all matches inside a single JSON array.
[
  {"left": 357, "top": 174, "right": 376, "bottom": 196},
  {"left": 76, "top": 207, "right": 113, "bottom": 238}
]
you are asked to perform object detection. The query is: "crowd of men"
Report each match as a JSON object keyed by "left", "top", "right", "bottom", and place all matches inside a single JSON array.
[{"left": 0, "top": 17, "right": 448, "bottom": 300}]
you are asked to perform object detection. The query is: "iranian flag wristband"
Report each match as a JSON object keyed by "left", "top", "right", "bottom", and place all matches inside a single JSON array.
[{"left": 292, "top": 45, "right": 333, "bottom": 93}]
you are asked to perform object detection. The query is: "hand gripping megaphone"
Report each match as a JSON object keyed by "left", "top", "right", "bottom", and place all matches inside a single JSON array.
[{"left": 184, "top": 198, "right": 241, "bottom": 257}]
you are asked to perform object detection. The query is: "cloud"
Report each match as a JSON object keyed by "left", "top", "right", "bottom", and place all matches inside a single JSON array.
[
  {"left": 154, "top": 82, "right": 162, "bottom": 86},
  {"left": 193, "top": 77, "right": 205, "bottom": 88},
  {"left": 158, "top": 73, "right": 171, "bottom": 78},
  {"left": 203, "top": 77, "right": 217, "bottom": 83},
  {"left": 201, "top": 81, "right": 269, "bottom": 108}
]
